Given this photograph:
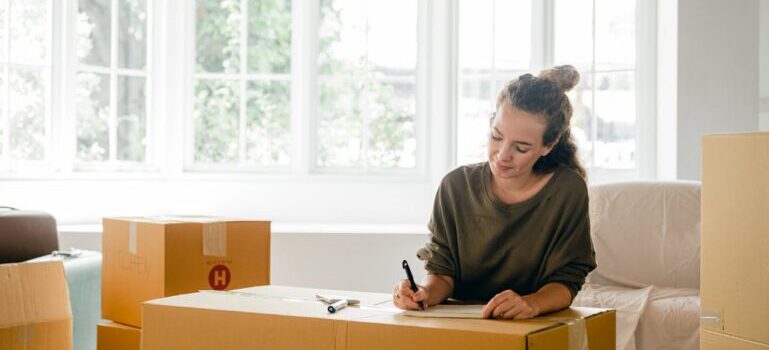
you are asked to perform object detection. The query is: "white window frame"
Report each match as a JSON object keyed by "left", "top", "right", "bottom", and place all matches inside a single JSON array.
[
  {"left": 183, "top": 0, "right": 429, "bottom": 179},
  {"left": 0, "top": 0, "right": 54, "bottom": 173},
  {"left": 65, "top": 0, "right": 154, "bottom": 172},
  {"left": 454, "top": 0, "right": 657, "bottom": 183}
]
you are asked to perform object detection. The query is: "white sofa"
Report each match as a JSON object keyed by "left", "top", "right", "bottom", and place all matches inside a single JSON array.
[{"left": 573, "top": 181, "right": 701, "bottom": 350}]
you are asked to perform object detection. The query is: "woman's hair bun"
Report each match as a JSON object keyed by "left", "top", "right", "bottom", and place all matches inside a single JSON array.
[{"left": 538, "top": 65, "right": 580, "bottom": 92}]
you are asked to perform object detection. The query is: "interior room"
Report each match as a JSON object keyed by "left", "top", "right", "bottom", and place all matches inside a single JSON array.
[{"left": 1, "top": 0, "right": 768, "bottom": 349}]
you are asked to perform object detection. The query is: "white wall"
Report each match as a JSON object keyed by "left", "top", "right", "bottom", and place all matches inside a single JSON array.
[
  {"left": 0, "top": 177, "right": 435, "bottom": 225},
  {"left": 761, "top": 0, "right": 769, "bottom": 131},
  {"left": 671, "top": 0, "right": 760, "bottom": 180}
]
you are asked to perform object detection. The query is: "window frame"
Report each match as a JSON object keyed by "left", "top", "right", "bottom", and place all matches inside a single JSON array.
[
  {"left": 0, "top": 0, "right": 54, "bottom": 172},
  {"left": 2, "top": 0, "right": 655, "bottom": 185},
  {"left": 454, "top": 0, "right": 657, "bottom": 183}
]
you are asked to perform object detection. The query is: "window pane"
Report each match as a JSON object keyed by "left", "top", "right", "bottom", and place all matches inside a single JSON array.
[
  {"left": 8, "top": 66, "right": 46, "bottom": 160},
  {"left": 595, "top": 0, "right": 635, "bottom": 71},
  {"left": 196, "top": 0, "right": 240, "bottom": 73},
  {"left": 317, "top": 78, "right": 363, "bottom": 168},
  {"left": 247, "top": 0, "right": 291, "bottom": 74},
  {"left": 459, "top": 0, "right": 493, "bottom": 73},
  {"left": 457, "top": 79, "right": 493, "bottom": 165},
  {"left": 554, "top": 0, "right": 592, "bottom": 70},
  {"left": 493, "top": 0, "right": 531, "bottom": 70},
  {"left": 78, "top": 0, "right": 111, "bottom": 67},
  {"left": 76, "top": 72, "right": 110, "bottom": 162},
  {"left": 566, "top": 73, "right": 595, "bottom": 169},
  {"left": 9, "top": 1, "right": 48, "bottom": 65},
  {"left": 245, "top": 80, "right": 290, "bottom": 166},
  {"left": 117, "top": 75, "right": 146, "bottom": 162},
  {"left": 193, "top": 79, "right": 239, "bottom": 163},
  {"left": 317, "top": 0, "right": 417, "bottom": 169},
  {"left": 0, "top": 3, "right": 6, "bottom": 61},
  {"left": 0, "top": 66, "right": 4, "bottom": 157},
  {"left": 367, "top": 0, "right": 416, "bottom": 76},
  {"left": 118, "top": 0, "right": 147, "bottom": 70},
  {"left": 593, "top": 72, "right": 635, "bottom": 170},
  {"left": 367, "top": 81, "right": 415, "bottom": 168}
]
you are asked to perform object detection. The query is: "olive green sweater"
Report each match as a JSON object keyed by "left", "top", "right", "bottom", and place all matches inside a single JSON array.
[{"left": 422, "top": 162, "right": 596, "bottom": 302}]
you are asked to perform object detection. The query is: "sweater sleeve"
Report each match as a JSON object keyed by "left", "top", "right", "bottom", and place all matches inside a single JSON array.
[
  {"left": 422, "top": 180, "right": 458, "bottom": 279},
  {"left": 540, "top": 182, "right": 597, "bottom": 300}
]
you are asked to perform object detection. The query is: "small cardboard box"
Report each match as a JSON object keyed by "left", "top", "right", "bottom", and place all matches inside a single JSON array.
[
  {"left": 97, "top": 321, "right": 141, "bottom": 350},
  {"left": 0, "top": 261, "right": 72, "bottom": 350},
  {"left": 701, "top": 132, "right": 769, "bottom": 347},
  {"left": 102, "top": 216, "right": 270, "bottom": 327},
  {"left": 142, "top": 285, "right": 615, "bottom": 350}
]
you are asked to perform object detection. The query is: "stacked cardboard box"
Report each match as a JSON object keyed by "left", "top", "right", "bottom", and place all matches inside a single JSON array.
[
  {"left": 141, "top": 285, "right": 616, "bottom": 350},
  {"left": 0, "top": 261, "right": 72, "bottom": 350},
  {"left": 701, "top": 132, "right": 769, "bottom": 349},
  {"left": 97, "top": 216, "right": 271, "bottom": 350}
]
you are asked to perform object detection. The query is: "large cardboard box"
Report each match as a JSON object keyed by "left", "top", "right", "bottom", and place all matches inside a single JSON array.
[
  {"left": 701, "top": 132, "right": 769, "bottom": 347},
  {"left": 701, "top": 329, "right": 769, "bottom": 350},
  {"left": 142, "top": 285, "right": 615, "bottom": 350},
  {"left": 102, "top": 216, "right": 270, "bottom": 327},
  {"left": 97, "top": 322, "right": 140, "bottom": 350},
  {"left": 0, "top": 261, "right": 72, "bottom": 350}
]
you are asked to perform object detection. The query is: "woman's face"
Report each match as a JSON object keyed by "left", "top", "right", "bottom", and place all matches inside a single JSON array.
[{"left": 487, "top": 103, "right": 554, "bottom": 180}]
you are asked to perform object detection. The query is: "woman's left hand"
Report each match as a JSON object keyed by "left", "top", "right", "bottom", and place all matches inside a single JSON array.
[{"left": 481, "top": 290, "right": 541, "bottom": 320}]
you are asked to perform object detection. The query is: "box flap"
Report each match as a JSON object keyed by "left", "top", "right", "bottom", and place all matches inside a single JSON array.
[{"left": 0, "top": 261, "right": 72, "bottom": 328}]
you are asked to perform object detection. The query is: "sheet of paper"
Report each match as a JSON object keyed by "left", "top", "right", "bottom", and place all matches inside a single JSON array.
[{"left": 402, "top": 304, "right": 485, "bottom": 319}]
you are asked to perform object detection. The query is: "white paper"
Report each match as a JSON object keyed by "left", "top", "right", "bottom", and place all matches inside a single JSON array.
[{"left": 402, "top": 304, "right": 485, "bottom": 319}]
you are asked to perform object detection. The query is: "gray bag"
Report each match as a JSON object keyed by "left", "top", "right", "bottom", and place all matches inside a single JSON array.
[{"left": 0, "top": 206, "right": 59, "bottom": 263}]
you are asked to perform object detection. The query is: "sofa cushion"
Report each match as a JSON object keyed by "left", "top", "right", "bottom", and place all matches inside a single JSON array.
[{"left": 587, "top": 182, "right": 701, "bottom": 289}]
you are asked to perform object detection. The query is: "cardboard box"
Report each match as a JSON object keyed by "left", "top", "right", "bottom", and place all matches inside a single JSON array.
[
  {"left": 701, "top": 132, "right": 769, "bottom": 347},
  {"left": 701, "top": 329, "right": 769, "bottom": 350},
  {"left": 0, "top": 261, "right": 72, "bottom": 350},
  {"left": 142, "top": 285, "right": 615, "bottom": 350},
  {"left": 97, "top": 321, "right": 141, "bottom": 350},
  {"left": 102, "top": 216, "right": 270, "bottom": 327}
]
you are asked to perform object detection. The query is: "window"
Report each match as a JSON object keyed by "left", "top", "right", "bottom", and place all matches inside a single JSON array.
[
  {"left": 0, "top": 0, "right": 51, "bottom": 169},
  {"left": 554, "top": 0, "right": 637, "bottom": 180},
  {"left": 191, "top": 0, "right": 291, "bottom": 169},
  {"left": 457, "top": 0, "right": 648, "bottom": 181},
  {"left": 456, "top": 0, "right": 531, "bottom": 166},
  {"left": 75, "top": 0, "right": 149, "bottom": 167},
  {"left": 316, "top": 0, "right": 418, "bottom": 171}
]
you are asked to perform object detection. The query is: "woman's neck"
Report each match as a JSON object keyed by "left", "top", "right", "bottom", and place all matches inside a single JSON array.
[{"left": 490, "top": 169, "right": 554, "bottom": 205}]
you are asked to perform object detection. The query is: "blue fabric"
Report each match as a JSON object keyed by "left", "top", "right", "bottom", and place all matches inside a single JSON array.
[{"left": 30, "top": 250, "right": 102, "bottom": 350}]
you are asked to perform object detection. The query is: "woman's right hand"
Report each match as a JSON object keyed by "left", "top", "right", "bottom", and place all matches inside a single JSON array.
[{"left": 393, "top": 279, "right": 430, "bottom": 310}]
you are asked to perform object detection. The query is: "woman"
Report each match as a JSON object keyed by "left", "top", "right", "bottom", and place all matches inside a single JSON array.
[{"left": 393, "top": 65, "right": 596, "bottom": 320}]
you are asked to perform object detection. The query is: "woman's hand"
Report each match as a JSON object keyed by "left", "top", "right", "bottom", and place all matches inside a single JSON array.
[
  {"left": 393, "top": 279, "right": 430, "bottom": 310},
  {"left": 482, "top": 290, "right": 540, "bottom": 320}
]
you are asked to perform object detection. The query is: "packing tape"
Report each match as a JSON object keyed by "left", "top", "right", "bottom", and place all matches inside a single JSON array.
[
  {"left": 566, "top": 318, "right": 588, "bottom": 350},
  {"left": 202, "top": 222, "right": 228, "bottom": 257},
  {"left": 541, "top": 316, "right": 589, "bottom": 350},
  {"left": 128, "top": 221, "right": 138, "bottom": 254}
]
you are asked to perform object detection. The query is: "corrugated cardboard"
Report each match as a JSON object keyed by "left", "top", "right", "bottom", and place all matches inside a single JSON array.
[
  {"left": 102, "top": 216, "right": 270, "bottom": 327},
  {"left": 0, "top": 261, "right": 72, "bottom": 350},
  {"left": 701, "top": 329, "right": 769, "bottom": 350},
  {"left": 701, "top": 132, "right": 769, "bottom": 347},
  {"left": 97, "top": 321, "right": 140, "bottom": 350},
  {"left": 142, "top": 285, "right": 615, "bottom": 350}
]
